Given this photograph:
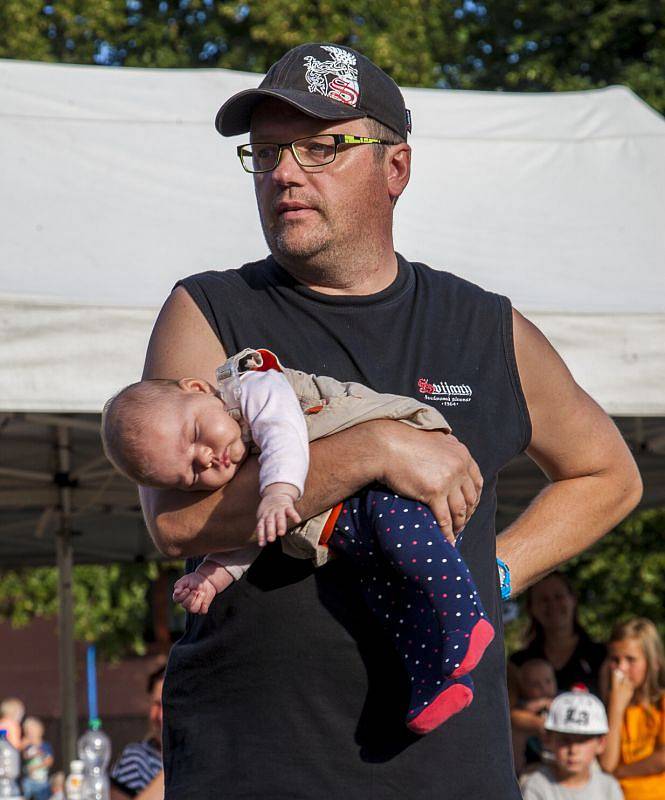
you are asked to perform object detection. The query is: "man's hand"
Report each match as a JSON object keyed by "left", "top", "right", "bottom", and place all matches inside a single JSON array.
[{"left": 376, "top": 426, "right": 483, "bottom": 545}]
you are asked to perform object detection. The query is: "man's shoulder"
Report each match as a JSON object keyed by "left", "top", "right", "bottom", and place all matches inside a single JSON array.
[
  {"left": 408, "top": 258, "right": 507, "bottom": 304},
  {"left": 177, "top": 257, "right": 274, "bottom": 294}
]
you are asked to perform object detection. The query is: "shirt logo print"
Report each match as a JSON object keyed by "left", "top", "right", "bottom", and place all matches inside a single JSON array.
[{"left": 418, "top": 377, "right": 473, "bottom": 407}]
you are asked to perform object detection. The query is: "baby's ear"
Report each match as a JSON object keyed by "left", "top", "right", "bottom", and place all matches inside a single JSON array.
[{"left": 178, "top": 378, "right": 215, "bottom": 394}]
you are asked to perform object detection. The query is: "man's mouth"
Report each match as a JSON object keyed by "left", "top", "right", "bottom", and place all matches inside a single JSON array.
[{"left": 275, "top": 201, "right": 316, "bottom": 219}]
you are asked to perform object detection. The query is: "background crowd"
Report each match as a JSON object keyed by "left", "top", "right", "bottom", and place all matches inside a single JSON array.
[
  {"left": 0, "top": 666, "right": 164, "bottom": 800},
  {"left": 3, "top": 575, "right": 663, "bottom": 799},
  {"left": 508, "top": 572, "right": 665, "bottom": 799}
]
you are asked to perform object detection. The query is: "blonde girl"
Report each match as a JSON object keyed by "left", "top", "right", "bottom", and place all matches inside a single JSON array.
[{"left": 599, "top": 618, "right": 665, "bottom": 800}]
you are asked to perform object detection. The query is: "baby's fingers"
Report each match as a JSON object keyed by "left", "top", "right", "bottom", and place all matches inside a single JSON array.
[
  {"left": 275, "top": 509, "right": 289, "bottom": 538},
  {"left": 256, "top": 517, "right": 267, "bottom": 547},
  {"left": 265, "top": 514, "right": 277, "bottom": 543},
  {"left": 285, "top": 505, "right": 302, "bottom": 526}
]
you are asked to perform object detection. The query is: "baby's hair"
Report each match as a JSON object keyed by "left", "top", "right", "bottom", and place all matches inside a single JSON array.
[
  {"left": 23, "top": 716, "right": 44, "bottom": 735},
  {"left": 0, "top": 697, "right": 25, "bottom": 721},
  {"left": 519, "top": 658, "right": 556, "bottom": 695},
  {"left": 609, "top": 617, "right": 665, "bottom": 705},
  {"left": 101, "top": 379, "right": 182, "bottom": 485}
]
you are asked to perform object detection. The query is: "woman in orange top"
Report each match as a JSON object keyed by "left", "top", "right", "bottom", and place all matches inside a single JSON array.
[{"left": 600, "top": 618, "right": 665, "bottom": 800}]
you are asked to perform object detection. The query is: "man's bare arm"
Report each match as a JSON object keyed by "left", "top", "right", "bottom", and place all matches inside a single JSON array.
[
  {"left": 496, "top": 310, "right": 642, "bottom": 596},
  {"left": 140, "top": 287, "right": 482, "bottom": 557}
]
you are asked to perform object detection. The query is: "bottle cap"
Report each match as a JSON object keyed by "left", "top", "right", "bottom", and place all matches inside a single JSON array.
[{"left": 70, "top": 759, "right": 85, "bottom": 772}]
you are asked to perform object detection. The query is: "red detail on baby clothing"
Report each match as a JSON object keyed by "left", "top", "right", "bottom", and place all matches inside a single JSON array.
[
  {"left": 255, "top": 348, "right": 286, "bottom": 373},
  {"left": 319, "top": 503, "right": 344, "bottom": 547}
]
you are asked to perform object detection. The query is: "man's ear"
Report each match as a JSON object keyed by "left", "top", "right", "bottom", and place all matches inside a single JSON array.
[
  {"left": 386, "top": 143, "right": 411, "bottom": 203},
  {"left": 595, "top": 734, "right": 607, "bottom": 755},
  {"left": 177, "top": 378, "right": 215, "bottom": 394}
]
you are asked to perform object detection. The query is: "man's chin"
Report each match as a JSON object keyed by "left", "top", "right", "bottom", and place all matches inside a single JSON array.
[{"left": 271, "top": 231, "right": 330, "bottom": 262}]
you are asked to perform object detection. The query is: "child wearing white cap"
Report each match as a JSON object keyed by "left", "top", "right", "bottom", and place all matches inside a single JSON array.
[{"left": 520, "top": 690, "right": 624, "bottom": 799}]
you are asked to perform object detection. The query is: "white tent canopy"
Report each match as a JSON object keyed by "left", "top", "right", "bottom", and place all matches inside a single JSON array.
[
  {"left": 1, "top": 58, "right": 664, "bottom": 416},
  {"left": 1, "top": 58, "right": 664, "bottom": 766}
]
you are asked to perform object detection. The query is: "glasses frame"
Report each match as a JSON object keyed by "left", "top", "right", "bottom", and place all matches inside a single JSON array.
[{"left": 236, "top": 133, "right": 396, "bottom": 174}]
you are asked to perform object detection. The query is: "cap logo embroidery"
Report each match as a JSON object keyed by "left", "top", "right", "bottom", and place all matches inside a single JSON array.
[{"left": 303, "top": 45, "right": 360, "bottom": 107}]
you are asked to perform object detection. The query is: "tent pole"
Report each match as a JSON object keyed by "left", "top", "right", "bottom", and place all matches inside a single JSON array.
[{"left": 56, "top": 425, "right": 77, "bottom": 768}]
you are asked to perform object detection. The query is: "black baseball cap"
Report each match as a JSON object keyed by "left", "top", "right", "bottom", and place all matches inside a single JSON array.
[{"left": 215, "top": 43, "right": 411, "bottom": 139}]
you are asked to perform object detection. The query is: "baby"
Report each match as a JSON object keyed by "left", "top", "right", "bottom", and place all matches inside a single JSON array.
[
  {"left": 511, "top": 658, "right": 557, "bottom": 773},
  {"left": 102, "top": 348, "right": 494, "bottom": 734}
]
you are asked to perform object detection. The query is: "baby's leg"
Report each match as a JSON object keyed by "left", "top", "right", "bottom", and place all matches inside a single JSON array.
[
  {"left": 335, "top": 490, "right": 494, "bottom": 678},
  {"left": 172, "top": 560, "right": 234, "bottom": 615},
  {"left": 366, "top": 490, "right": 494, "bottom": 677},
  {"left": 361, "top": 555, "right": 475, "bottom": 734},
  {"left": 330, "top": 501, "right": 474, "bottom": 733}
]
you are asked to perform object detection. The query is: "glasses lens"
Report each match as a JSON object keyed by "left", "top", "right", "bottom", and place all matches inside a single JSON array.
[
  {"left": 292, "top": 135, "right": 336, "bottom": 166},
  {"left": 240, "top": 143, "right": 280, "bottom": 173}
]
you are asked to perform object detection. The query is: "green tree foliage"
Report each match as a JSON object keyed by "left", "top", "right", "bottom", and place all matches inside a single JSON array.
[
  {"left": 450, "top": 0, "right": 665, "bottom": 115},
  {"left": 1, "top": 1, "right": 661, "bottom": 112},
  {"left": 0, "top": 561, "right": 162, "bottom": 660},
  {"left": 506, "top": 509, "right": 665, "bottom": 654}
]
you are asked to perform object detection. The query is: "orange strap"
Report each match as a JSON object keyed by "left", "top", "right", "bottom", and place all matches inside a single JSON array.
[{"left": 318, "top": 503, "right": 344, "bottom": 547}]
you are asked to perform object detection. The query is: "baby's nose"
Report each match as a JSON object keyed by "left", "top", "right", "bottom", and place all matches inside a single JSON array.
[{"left": 194, "top": 447, "right": 214, "bottom": 468}]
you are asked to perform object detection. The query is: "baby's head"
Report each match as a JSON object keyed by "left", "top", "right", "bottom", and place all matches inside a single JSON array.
[
  {"left": 519, "top": 658, "right": 557, "bottom": 701},
  {"left": 102, "top": 378, "right": 247, "bottom": 490},
  {"left": 544, "top": 691, "right": 608, "bottom": 783},
  {"left": 22, "top": 716, "right": 45, "bottom": 745}
]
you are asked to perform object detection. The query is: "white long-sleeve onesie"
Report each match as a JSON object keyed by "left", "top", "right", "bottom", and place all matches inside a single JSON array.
[{"left": 204, "top": 369, "right": 308, "bottom": 579}]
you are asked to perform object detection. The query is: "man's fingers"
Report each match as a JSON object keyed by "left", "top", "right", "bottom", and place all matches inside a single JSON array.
[
  {"left": 469, "top": 459, "right": 484, "bottom": 497},
  {"left": 448, "top": 489, "right": 469, "bottom": 533},
  {"left": 460, "top": 478, "right": 479, "bottom": 516},
  {"left": 428, "top": 500, "right": 455, "bottom": 546}
]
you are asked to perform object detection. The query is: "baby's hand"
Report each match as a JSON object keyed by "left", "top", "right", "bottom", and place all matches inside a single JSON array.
[
  {"left": 256, "top": 483, "right": 302, "bottom": 546},
  {"left": 172, "top": 571, "right": 218, "bottom": 615}
]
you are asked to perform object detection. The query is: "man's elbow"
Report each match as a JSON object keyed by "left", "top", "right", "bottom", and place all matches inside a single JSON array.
[
  {"left": 145, "top": 510, "right": 190, "bottom": 559},
  {"left": 616, "top": 455, "right": 643, "bottom": 518},
  {"left": 140, "top": 486, "right": 193, "bottom": 559}
]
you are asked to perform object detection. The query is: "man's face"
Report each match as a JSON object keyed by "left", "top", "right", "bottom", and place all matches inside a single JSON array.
[
  {"left": 249, "top": 101, "right": 395, "bottom": 266},
  {"left": 550, "top": 732, "right": 604, "bottom": 780}
]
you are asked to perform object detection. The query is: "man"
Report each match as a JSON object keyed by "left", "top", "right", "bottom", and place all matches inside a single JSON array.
[
  {"left": 110, "top": 666, "right": 164, "bottom": 799},
  {"left": 140, "top": 44, "right": 641, "bottom": 799}
]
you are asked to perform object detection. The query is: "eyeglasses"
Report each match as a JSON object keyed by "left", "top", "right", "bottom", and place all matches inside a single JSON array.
[{"left": 236, "top": 134, "right": 395, "bottom": 174}]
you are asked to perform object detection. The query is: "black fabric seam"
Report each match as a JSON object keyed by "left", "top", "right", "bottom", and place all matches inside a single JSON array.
[{"left": 499, "top": 295, "right": 533, "bottom": 452}]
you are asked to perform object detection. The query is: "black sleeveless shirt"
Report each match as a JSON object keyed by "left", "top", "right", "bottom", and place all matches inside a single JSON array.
[{"left": 163, "top": 255, "right": 530, "bottom": 800}]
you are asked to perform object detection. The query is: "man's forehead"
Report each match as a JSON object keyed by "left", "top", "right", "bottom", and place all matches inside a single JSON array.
[{"left": 250, "top": 99, "right": 369, "bottom": 137}]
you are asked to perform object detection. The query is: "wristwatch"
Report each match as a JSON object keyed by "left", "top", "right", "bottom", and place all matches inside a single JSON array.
[{"left": 496, "top": 557, "right": 511, "bottom": 601}]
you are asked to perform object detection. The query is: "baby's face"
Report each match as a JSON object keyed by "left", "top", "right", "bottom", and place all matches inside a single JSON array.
[
  {"left": 520, "top": 662, "right": 557, "bottom": 700},
  {"left": 145, "top": 389, "right": 246, "bottom": 490}
]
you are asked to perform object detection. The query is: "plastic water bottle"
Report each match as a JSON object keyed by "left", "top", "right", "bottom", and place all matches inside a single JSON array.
[
  {"left": 77, "top": 720, "right": 111, "bottom": 800},
  {"left": 65, "top": 760, "right": 86, "bottom": 800},
  {"left": 0, "top": 730, "right": 21, "bottom": 799}
]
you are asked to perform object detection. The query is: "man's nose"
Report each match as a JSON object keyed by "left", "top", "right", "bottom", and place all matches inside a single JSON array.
[{"left": 270, "top": 145, "right": 305, "bottom": 185}]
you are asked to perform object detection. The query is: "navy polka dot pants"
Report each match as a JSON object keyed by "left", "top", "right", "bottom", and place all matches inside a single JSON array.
[{"left": 329, "top": 487, "right": 494, "bottom": 734}]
